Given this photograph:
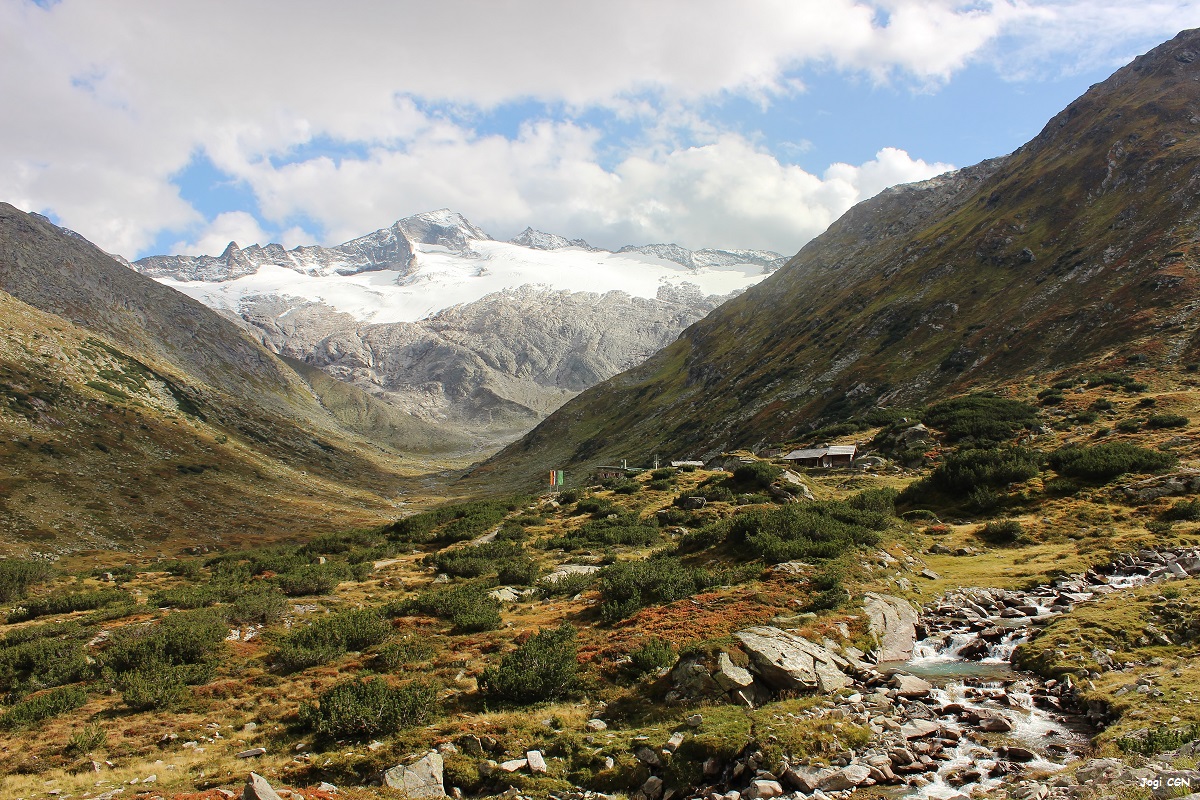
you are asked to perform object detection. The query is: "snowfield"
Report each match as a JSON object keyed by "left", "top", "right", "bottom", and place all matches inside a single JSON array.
[{"left": 158, "top": 239, "right": 777, "bottom": 324}]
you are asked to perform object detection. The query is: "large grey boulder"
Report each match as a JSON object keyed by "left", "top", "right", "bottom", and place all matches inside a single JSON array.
[
  {"left": 863, "top": 593, "right": 919, "bottom": 662},
  {"left": 243, "top": 773, "right": 284, "bottom": 800},
  {"left": 382, "top": 751, "right": 446, "bottom": 798},
  {"left": 713, "top": 652, "right": 755, "bottom": 692},
  {"left": 734, "top": 626, "right": 851, "bottom": 692}
]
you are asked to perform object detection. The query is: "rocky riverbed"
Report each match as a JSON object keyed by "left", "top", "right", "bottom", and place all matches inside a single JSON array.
[{"left": 640, "top": 546, "right": 1200, "bottom": 800}]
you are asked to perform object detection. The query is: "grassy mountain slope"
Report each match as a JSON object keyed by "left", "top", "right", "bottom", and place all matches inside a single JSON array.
[
  {"left": 475, "top": 29, "right": 1200, "bottom": 489},
  {"left": 0, "top": 206, "right": 467, "bottom": 554}
]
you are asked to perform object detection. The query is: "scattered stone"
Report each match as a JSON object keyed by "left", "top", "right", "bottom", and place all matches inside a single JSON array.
[
  {"left": 664, "top": 731, "right": 685, "bottom": 753},
  {"left": 236, "top": 748, "right": 267, "bottom": 759},
  {"left": 687, "top": 714, "right": 703, "bottom": 727},
  {"left": 744, "top": 779, "right": 784, "bottom": 799},
  {"left": 920, "top": 569, "right": 939, "bottom": 580},
  {"left": 820, "top": 765, "right": 872, "bottom": 792},
  {"left": 586, "top": 719, "right": 608, "bottom": 732},
  {"left": 526, "top": 750, "right": 547, "bottom": 774},
  {"left": 713, "top": 652, "right": 755, "bottom": 692},
  {"left": 499, "top": 759, "right": 528, "bottom": 772},
  {"left": 382, "top": 751, "right": 446, "bottom": 797},
  {"left": 636, "top": 775, "right": 665, "bottom": 800},
  {"left": 890, "top": 673, "right": 933, "bottom": 698},
  {"left": 243, "top": 772, "right": 284, "bottom": 800},
  {"left": 635, "top": 746, "right": 662, "bottom": 767}
]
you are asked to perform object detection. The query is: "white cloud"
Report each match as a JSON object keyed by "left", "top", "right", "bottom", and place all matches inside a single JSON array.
[
  {"left": 235, "top": 124, "right": 952, "bottom": 254},
  {"left": 3, "top": 0, "right": 1200, "bottom": 255}
]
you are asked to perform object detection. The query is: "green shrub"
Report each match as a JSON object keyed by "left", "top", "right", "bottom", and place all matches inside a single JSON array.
[
  {"left": 1162, "top": 499, "right": 1200, "bottom": 522},
  {"left": 0, "top": 560, "right": 53, "bottom": 603},
  {"left": 497, "top": 558, "right": 540, "bottom": 586},
  {"left": 926, "top": 447, "right": 1041, "bottom": 493},
  {"left": 544, "top": 517, "right": 661, "bottom": 551},
  {"left": 922, "top": 394, "right": 1039, "bottom": 444},
  {"left": 0, "top": 685, "right": 86, "bottom": 728},
  {"left": 1147, "top": 414, "right": 1189, "bottom": 429},
  {"left": 721, "top": 501, "right": 888, "bottom": 564},
  {"left": 610, "top": 479, "right": 641, "bottom": 495},
  {"left": 479, "top": 624, "right": 579, "bottom": 705},
  {"left": 163, "top": 560, "right": 203, "bottom": 579},
  {"left": 8, "top": 587, "right": 132, "bottom": 623},
  {"left": 0, "top": 633, "right": 94, "bottom": 694},
  {"left": 375, "top": 637, "right": 436, "bottom": 670},
  {"left": 976, "top": 519, "right": 1025, "bottom": 545},
  {"left": 65, "top": 724, "right": 107, "bottom": 754},
  {"left": 732, "top": 462, "right": 783, "bottom": 489},
  {"left": 300, "top": 677, "right": 437, "bottom": 740},
  {"left": 274, "top": 564, "right": 346, "bottom": 596},
  {"left": 539, "top": 572, "right": 595, "bottom": 598},
  {"left": 273, "top": 608, "right": 392, "bottom": 672},
  {"left": 1090, "top": 399, "right": 1115, "bottom": 412},
  {"left": 574, "top": 498, "right": 616, "bottom": 517},
  {"left": 650, "top": 468, "right": 677, "bottom": 481},
  {"left": 101, "top": 608, "right": 227, "bottom": 675},
  {"left": 397, "top": 584, "right": 501, "bottom": 633},
  {"left": 381, "top": 496, "right": 530, "bottom": 544},
  {"left": 1074, "top": 411, "right": 1099, "bottom": 424},
  {"left": 117, "top": 663, "right": 189, "bottom": 710},
  {"left": 228, "top": 588, "right": 288, "bottom": 625},
  {"left": 1116, "top": 724, "right": 1200, "bottom": 756},
  {"left": 629, "top": 638, "right": 676, "bottom": 675},
  {"left": 428, "top": 541, "right": 526, "bottom": 579},
  {"left": 1115, "top": 418, "right": 1142, "bottom": 433},
  {"left": 598, "top": 558, "right": 738, "bottom": 622},
  {"left": 1087, "top": 373, "right": 1148, "bottom": 392},
  {"left": 147, "top": 584, "right": 223, "bottom": 610},
  {"left": 1048, "top": 443, "right": 1176, "bottom": 481}
]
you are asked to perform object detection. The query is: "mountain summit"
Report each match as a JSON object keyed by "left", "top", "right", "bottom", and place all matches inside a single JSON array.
[{"left": 478, "top": 28, "right": 1200, "bottom": 486}]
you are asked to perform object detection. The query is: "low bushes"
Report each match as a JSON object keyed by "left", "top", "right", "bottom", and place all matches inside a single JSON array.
[
  {"left": 628, "top": 637, "right": 676, "bottom": 675},
  {"left": 1146, "top": 413, "right": 1189, "bottom": 429},
  {"left": 479, "top": 624, "right": 579, "bottom": 705},
  {"left": 1161, "top": 499, "right": 1200, "bottom": 522},
  {"left": 381, "top": 496, "right": 530, "bottom": 544},
  {"left": 0, "top": 685, "right": 87, "bottom": 729},
  {"left": 597, "top": 557, "right": 748, "bottom": 623},
  {"left": 0, "top": 559, "right": 53, "bottom": 603},
  {"left": 274, "top": 608, "right": 393, "bottom": 672},
  {"left": 299, "top": 677, "right": 437, "bottom": 740},
  {"left": 976, "top": 519, "right": 1026, "bottom": 545},
  {"left": 9, "top": 588, "right": 132, "bottom": 622},
  {"left": 922, "top": 394, "right": 1039, "bottom": 444},
  {"left": 0, "top": 632, "right": 94, "bottom": 695},
  {"left": 544, "top": 517, "right": 661, "bottom": 551},
  {"left": 1047, "top": 443, "right": 1176, "bottom": 481},
  {"left": 723, "top": 499, "right": 888, "bottom": 564},
  {"left": 395, "top": 584, "right": 501, "bottom": 633}
]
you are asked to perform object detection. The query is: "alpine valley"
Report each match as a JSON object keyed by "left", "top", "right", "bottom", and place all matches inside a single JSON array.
[
  {"left": 130, "top": 210, "right": 784, "bottom": 446},
  {"left": 8, "top": 26, "right": 1200, "bottom": 800}
]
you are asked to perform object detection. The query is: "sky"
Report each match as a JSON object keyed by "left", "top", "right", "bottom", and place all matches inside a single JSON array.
[{"left": 5, "top": 1, "right": 1200, "bottom": 260}]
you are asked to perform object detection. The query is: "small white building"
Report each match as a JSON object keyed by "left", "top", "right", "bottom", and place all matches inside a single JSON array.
[{"left": 781, "top": 445, "right": 857, "bottom": 468}]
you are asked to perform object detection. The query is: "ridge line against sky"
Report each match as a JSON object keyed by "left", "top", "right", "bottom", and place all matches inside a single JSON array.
[{"left": 4, "top": 0, "right": 1200, "bottom": 260}]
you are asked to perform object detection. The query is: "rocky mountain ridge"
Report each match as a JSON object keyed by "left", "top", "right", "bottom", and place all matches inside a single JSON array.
[{"left": 130, "top": 211, "right": 785, "bottom": 447}]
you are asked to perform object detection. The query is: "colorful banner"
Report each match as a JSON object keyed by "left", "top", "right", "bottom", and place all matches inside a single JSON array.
[{"left": 549, "top": 469, "right": 565, "bottom": 487}]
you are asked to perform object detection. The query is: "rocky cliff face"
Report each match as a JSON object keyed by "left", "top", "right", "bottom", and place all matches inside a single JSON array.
[
  {"left": 234, "top": 284, "right": 736, "bottom": 443},
  {"left": 131, "top": 211, "right": 782, "bottom": 447},
  {"left": 477, "top": 28, "right": 1200, "bottom": 488}
]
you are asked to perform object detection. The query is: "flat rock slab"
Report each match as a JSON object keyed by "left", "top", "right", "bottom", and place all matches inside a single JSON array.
[
  {"left": 243, "top": 772, "right": 284, "bottom": 800},
  {"left": 863, "top": 592, "right": 918, "bottom": 661},
  {"left": 383, "top": 751, "right": 446, "bottom": 798},
  {"left": 734, "top": 626, "right": 851, "bottom": 692}
]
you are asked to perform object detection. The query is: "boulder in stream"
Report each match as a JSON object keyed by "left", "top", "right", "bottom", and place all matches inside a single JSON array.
[{"left": 863, "top": 592, "right": 919, "bottom": 661}]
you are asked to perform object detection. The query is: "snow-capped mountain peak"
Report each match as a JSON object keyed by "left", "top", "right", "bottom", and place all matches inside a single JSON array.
[{"left": 509, "top": 227, "right": 602, "bottom": 252}]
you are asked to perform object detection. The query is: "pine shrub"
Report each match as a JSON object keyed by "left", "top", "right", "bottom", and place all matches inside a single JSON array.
[
  {"left": 299, "top": 677, "right": 437, "bottom": 740},
  {"left": 479, "top": 624, "right": 579, "bottom": 705}
]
